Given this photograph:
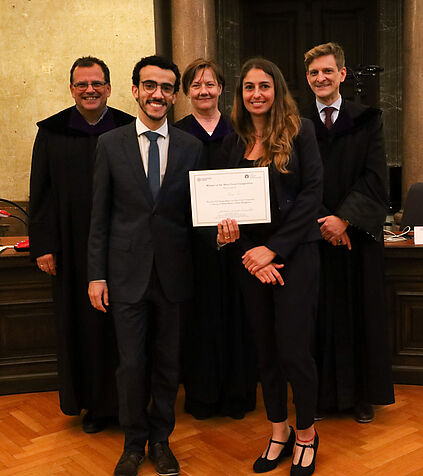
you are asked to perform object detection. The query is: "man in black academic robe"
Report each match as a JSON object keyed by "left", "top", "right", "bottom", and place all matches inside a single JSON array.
[
  {"left": 303, "top": 42, "right": 394, "bottom": 423},
  {"left": 28, "top": 56, "right": 134, "bottom": 432}
]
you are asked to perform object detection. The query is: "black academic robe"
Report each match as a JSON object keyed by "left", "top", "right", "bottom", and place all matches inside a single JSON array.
[
  {"left": 174, "top": 113, "right": 232, "bottom": 167},
  {"left": 303, "top": 100, "right": 395, "bottom": 410},
  {"left": 28, "top": 106, "right": 134, "bottom": 416},
  {"left": 174, "top": 114, "right": 257, "bottom": 419}
]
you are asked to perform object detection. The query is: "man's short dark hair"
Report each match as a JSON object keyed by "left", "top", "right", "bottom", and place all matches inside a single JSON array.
[
  {"left": 132, "top": 55, "right": 181, "bottom": 92},
  {"left": 70, "top": 56, "right": 110, "bottom": 84}
]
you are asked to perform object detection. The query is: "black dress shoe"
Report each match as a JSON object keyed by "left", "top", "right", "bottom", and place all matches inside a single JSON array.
[
  {"left": 82, "top": 411, "right": 108, "bottom": 433},
  {"left": 149, "top": 441, "right": 180, "bottom": 476},
  {"left": 290, "top": 431, "right": 319, "bottom": 476},
  {"left": 114, "top": 450, "right": 145, "bottom": 476},
  {"left": 253, "top": 425, "right": 295, "bottom": 473},
  {"left": 354, "top": 403, "right": 374, "bottom": 423}
]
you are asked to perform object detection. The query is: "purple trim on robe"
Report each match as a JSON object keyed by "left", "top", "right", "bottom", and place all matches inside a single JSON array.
[
  {"left": 69, "top": 107, "right": 117, "bottom": 136},
  {"left": 175, "top": 114, "right": 232, "bottom": 143}
]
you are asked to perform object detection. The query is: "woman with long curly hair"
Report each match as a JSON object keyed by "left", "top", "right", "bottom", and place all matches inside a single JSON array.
[{"left": 217, "top": 58, "right": 322, "bottom": 475}]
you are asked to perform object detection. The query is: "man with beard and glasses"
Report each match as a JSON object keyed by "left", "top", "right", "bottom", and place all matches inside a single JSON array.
[
  {"left": 29, "top": 56, "right": 134, "bottom": 433},
  {"left": 88, "top": 55, "right": 203, "bottom": 476}
]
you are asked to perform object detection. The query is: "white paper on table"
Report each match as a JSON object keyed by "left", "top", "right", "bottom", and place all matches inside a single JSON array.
[{"left": 414, "top": 226, "right": 423, "bottom": 245}]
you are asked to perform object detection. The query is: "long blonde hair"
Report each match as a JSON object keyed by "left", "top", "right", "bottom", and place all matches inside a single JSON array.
[{"left": 231, "top": 58, "right": 300, "bottom": 173}]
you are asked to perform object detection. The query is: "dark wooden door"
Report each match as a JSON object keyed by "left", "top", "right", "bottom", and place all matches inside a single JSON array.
[{"left": 218, "top": 0, "right": 380, "bottom": 112}]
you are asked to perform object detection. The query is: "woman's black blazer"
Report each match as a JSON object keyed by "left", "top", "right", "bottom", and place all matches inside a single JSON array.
[{"left": 217, "top": 118, "right": 323, "bottom": 263}]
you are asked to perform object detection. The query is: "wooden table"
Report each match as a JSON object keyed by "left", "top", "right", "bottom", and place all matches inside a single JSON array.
[
  {"left": 385, "top": 234, "right": 423, "bottom": 384},
  {"left": 0, "top": 237, "right": 57, "bottom": 395},
  {"left": 1, "top": 233, "right": 423, "bottom": 394}
]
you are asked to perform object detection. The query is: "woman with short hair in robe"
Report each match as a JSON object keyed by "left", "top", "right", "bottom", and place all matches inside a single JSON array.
[{"left": 175, "top": 58, "right": 257, "bottom": 420}]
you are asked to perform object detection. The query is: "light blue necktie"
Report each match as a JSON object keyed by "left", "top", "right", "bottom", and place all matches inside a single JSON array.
[{"left": 144, "top": 131, "right": 161, "bottom": 199}]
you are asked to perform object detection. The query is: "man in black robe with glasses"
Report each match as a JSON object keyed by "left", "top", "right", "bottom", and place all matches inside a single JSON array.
[{"left": 29, "top": 56, "right": 134, "bottom": 433}]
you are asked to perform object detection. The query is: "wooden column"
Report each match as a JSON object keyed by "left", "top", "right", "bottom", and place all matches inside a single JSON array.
[
  {"left": 171, "top": 0, "right": 216, "bottom": 120},
  {"left": 403, "top": 0, "right": 423, "bottom": 201}
]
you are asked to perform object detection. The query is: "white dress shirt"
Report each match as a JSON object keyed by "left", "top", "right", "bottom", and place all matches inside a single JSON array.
[
  {"left": 136, "top": 116, "right": 170, "bottom": 185},
  {"left": 316, "top": 95, "right": 342, "bottom": 126}
]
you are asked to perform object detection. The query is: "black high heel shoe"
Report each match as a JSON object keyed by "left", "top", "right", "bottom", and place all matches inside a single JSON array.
[
  {"left": 290, "top": 431, "right": 319, "bottom": 476},
  {"left": 253, "top": 425, "right": 295, "bottom": 473}
]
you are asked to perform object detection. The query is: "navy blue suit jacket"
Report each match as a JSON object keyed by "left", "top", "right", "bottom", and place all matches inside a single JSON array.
[{"left": 88, "top": 121, "right": 203, "bottom": 303}]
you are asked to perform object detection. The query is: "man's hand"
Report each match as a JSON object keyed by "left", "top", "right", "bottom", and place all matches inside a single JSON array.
[
  {"left": 319, "top": 215, "right": 352, "bottom": 250},
  {"left": 242, "top": 246, "right": 276, "bottom": 274},
  {"left": 36, "top": 253, "right": 56, "bottom": 275},
  {"left": 217, "top": 218, "right": 240, "bottom": 245},
  {"left": 88, "top": 281, "right": 109, "bottom": 313},
  {"left": 254, "top": 263, "right": 285, "bottom": 285},
  {"left": 329, "top": 230, "right": 352, "bottom": 250},
  {"left": 318, "top": 215, "right": 348, "bottom": 240}
]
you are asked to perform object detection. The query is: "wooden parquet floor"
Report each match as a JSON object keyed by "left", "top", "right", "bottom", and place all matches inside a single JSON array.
[{"left": 0, "top": 384, "right": 422, "bottom": 475}]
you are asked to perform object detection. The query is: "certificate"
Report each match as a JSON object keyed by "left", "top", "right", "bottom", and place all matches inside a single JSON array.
[{"left": 189, "top": 167, "right": 271, "bottom": 227}]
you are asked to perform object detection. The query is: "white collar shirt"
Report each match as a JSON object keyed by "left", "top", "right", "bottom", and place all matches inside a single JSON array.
[
  {"left": 316, "top": 95, "right": 342, "bottom": 126},
  {"left": 135, "top": 116, "right": 170, "bottom": 185}
]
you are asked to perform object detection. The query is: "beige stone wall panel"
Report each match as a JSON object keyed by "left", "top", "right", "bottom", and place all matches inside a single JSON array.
[{"left": 0, "top": 0, "right": 155, "bottom": 200}]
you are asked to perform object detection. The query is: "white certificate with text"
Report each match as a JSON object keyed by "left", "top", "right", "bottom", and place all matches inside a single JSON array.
[{"left": 189, "top": 167, "right": 271, "bottom": 227}]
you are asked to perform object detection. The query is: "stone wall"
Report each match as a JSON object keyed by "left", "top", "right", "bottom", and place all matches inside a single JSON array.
[{"left": 0, "top": 0, "right": 155, "bottom": 200}]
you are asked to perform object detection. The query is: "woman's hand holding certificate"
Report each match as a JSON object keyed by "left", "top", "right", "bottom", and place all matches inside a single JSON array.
[
  {"left": 217, "top": 218, "right": 240, "bottom": 245},
  {"left": 190, "top": 168, "right": 271, "bottom": 227}
]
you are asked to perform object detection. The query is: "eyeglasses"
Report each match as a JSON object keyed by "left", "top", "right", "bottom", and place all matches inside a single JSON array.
[
  {"left": 72, "top": 81, "right": 108, "bottom": 91},
  {"left": 141, "top": 80, "right": 175, "bottom": 95}
]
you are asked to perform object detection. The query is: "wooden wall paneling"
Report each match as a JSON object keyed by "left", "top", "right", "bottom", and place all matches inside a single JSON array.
[
  {"left": 311, "top": 0, "right": 378, "bottom": 104},
  {"left": 385, "top": 245, "right": 423, "bottom": 385},
  {"left": 0, "top": 247, "right": 57, "bottom": 395},
  {"left": 240, "top": 0, "right": 309, "bottom": 106},
  {"left": 236, "top": 0, "right": 379, "bottom": 110}
]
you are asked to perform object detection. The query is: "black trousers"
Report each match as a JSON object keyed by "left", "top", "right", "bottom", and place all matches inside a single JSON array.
[
  {"left": 241, "top": 242, "right": 319, "bottom": 429},
  {"left": 111, "top": 267, "right": 181, "bottom": 452}
]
